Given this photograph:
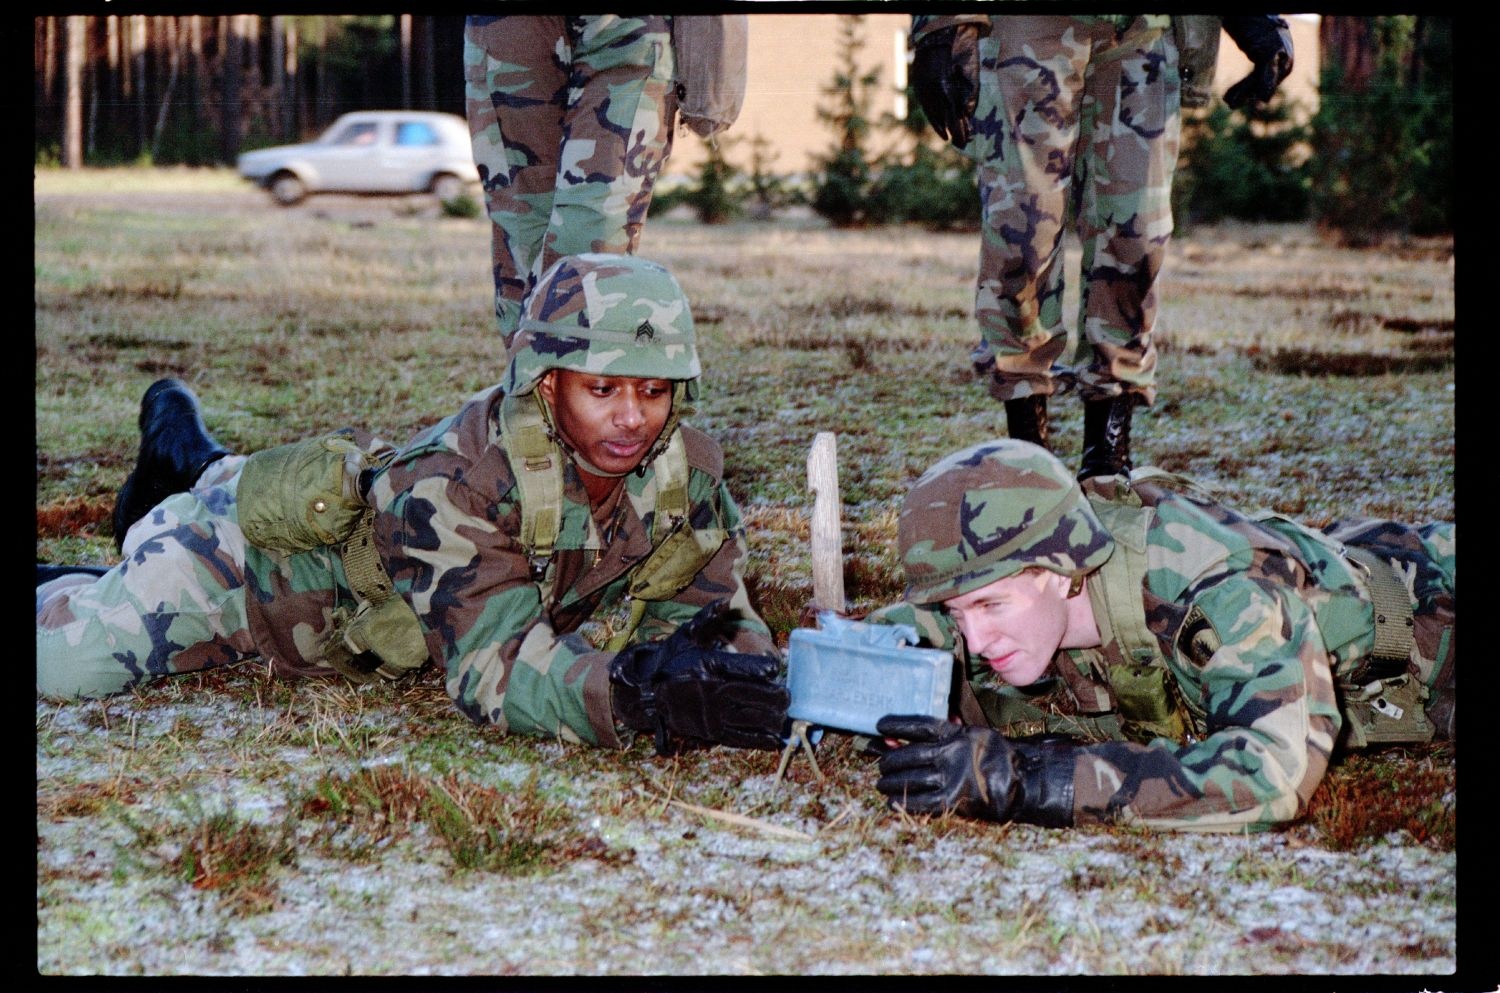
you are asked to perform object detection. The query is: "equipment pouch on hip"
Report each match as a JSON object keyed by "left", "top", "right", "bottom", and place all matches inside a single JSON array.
[
  {"left": 1107, "top": 662, "right": 1187, "bottom": 743},
  {"left": 238, "top": 433, "right": 374, "bottom": 553},
  {"left": 671, "top": 15, "right": 748, "bottom": 138},
  {"left": 1340, "top": 675, "right": 1434, "bottom": 748},
  {"left": 322, "top": 596, "right": 432, "bottom": 685},
  {"left": 238, "top": 433, "right": 427, "bottom": 683}
]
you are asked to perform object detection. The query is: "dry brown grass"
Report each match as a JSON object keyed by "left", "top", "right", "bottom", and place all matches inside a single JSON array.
[
  {"left": 1309, "top": 744, "right": 1456, "bottom": 851},
  {"left": 35, "top": 493, "right": 113, "bottom": 539},
  {"left": 35, "top": 173, "right": 1457, "bottom": 977}
]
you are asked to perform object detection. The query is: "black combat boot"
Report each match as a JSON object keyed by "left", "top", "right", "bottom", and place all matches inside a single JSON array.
[
  {"left": 1077, "top": 395, "right": 1140, "bottom": 480},
  {"left": 1003, "top": 396, "right": 1049, "bottom": 449},
  {"left": 111, "top": 379, "right": 231, "bottom": 551}
]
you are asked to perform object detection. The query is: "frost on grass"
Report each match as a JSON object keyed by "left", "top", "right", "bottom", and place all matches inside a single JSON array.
[
  {"left": 38, "top": 674, "right": 1456, "bottom": 977},
  {"left": 36, "top": 207, "right": 1455, "bottom": 977}
]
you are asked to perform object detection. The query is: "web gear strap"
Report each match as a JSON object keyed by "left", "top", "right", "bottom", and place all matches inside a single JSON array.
[
  {"left": 499, "top": 393, "right": 722, "bottom": 648},
  {"left": 499, "top": 393, "right": 565, "bottom": 585}
]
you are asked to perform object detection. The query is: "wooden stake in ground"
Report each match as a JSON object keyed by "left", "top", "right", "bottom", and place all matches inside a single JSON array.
[
  {"left": 773, "top": 430, "right": 844, "bottom": 789},
  {"left": 807, "top": 431, "right": 845, "bottom": 612}
]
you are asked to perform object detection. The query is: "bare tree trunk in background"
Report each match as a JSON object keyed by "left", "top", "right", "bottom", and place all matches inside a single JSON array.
[
  {"left": 400, "top": 15, "right": 413, "bottom": 109},
  {"left": 416, "top": 16, "right": 436, "bottom": 110},
  {"left": 1407, "top": 16, "right": 1428, "bottom": 90},
  {"left": 34, "top": 19, "right": 48, "bottom": 142},
  {"left": 246, "top": 15, "right": 260, "bottom": 75},
  {"left": 186, "top": 16, "right": 204, "bottom": 156},
  {"left": 105, "top": 16, "right": 118, "bottom": 87},
  {"left": 94, "top": 16, "right": 119, "bottom": 158},
  {"left": 290, "top": 20, "right": 302, "bottom": 137},
  {"left": 131, "top": 15, "right": 148, "bottom": 157},
  {"left": 151, "top": 16, "right": 181, "bottom": 161},
  {"left": 246, "top": 15, "right": 262, "bottom": 139},
  {"left": 1319, "top": 16, "right": 1377, "bottom": 92},
  {"left": 314, "top": 17, "right": 332, "bottom": 130},
  {"left": 116, "top": 15, "right": 131, "bottom": 156},
  {"left": 221, "top": 14, "right": 245, "bottom": 162},
  {"left": 269, "top": 16, "right": 286, "bottom": 139},
  {"left": 86, "top": 18, "right": 100, "bottom": 156},
  {"left": 279, "top": 18, "right": 300, "bottom": 140},
  {"left": 39, "top": 17, "right": 59, "bottom": 124},
  {"left": 62, "top": 16, "right": 84, "bottom": 168}
]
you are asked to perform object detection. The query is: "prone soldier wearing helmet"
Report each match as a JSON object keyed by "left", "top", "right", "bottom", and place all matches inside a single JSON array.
[
  {"left": 868, "top": 439, "right": 1455, "bottom": 833},
  {"left": 37, "top": 253, "right": 789, "bottom": 757}
]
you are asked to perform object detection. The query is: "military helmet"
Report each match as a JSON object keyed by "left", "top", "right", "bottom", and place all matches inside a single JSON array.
[
  {"left": 503, "top": 253, "right": 701, "bottom": 399},
  {"left": 898, "top": 439, "right": 1116, "bottom": 604}
]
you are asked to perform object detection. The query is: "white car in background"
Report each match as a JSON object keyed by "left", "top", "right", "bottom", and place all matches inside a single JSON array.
[{"left": 236, "top": 110, "right": 480, "bottom": 206}]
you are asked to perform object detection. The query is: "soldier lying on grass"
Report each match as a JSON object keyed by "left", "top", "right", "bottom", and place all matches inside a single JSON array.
[
  {"left": 37, "top": 253, "right": 789, "bottom": 756},
  {"left": 869, "top": 439, "right": 1455, "bottom": 832}
]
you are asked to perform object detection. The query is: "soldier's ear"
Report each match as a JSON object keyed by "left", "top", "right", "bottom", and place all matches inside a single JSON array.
[
  {"left": 1039, "top": 570, "right": 1074, "bottom": 600},
  {"left": 536, "top": 371, "right": 557, "bottom": 405}
]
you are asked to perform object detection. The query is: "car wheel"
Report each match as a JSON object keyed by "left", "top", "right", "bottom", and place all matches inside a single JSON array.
[
  {"left": 270, "top": 173, "right": 307, "bottom": 206},
  {"left": 431, "top": 173, "right": 466, "bottom": 203}
]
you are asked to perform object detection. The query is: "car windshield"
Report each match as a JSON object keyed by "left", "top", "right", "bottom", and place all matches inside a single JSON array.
[{"left": 325, "top": 121, "right": 379, "bottom": 146}]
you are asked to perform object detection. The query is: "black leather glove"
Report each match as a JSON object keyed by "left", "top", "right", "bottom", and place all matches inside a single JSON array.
[
  {"left": 1221, "top": 15, "right": 1294, "bottom": 110},
  {"left": 874, "top": 715, "right": 1076, "bottom": 827},
  {"left": 610, "top": 599, "right": 790, "bottom": 755},
  {"left": 910, "top": 24, "right": 982, "bottom": 147}
]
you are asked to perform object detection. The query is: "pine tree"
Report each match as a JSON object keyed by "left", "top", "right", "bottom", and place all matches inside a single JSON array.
[{"left": 811, "top": 15, "right": 882, "bottom": 227}]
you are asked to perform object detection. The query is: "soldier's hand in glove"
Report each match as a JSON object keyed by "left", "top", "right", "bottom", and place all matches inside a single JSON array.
[
  {"left": 1221, "top": 15, "right": 1294, "bottom": 110},
  {"left": 910, "top": 24, "right": 983, "bottom": 147},
  {"left": 874, "top": 715, "right": 1076, "bottom": 827},
  {"left": 610, "top": 599, "right": 790, "bottom": 755}
]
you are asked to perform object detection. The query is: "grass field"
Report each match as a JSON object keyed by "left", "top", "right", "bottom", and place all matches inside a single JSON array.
[{"left": 35, "top": 167, "right": 1458, "bottom": 977}]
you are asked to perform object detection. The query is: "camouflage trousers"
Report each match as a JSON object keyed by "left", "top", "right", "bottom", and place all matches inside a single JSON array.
[
  {"left": 464, "top": 15, "right": 677, "bottom": 344},
  {"left": 969, "top": 15, "right": 1180, "bottom": 403},
  {"left": 1326, "top": 518, "right": 1457, "bottom": 738},
  {"left": 36, "top": 457, "right": 350, "bottom": 700}
]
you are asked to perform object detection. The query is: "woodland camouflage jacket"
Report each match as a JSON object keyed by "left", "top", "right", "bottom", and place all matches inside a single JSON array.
[
  {"left": 365, "top": 385, "right": 776, "bottom": 748},
  {"left": 873, "top": 475, "right": 1455, "bottom": 832}
]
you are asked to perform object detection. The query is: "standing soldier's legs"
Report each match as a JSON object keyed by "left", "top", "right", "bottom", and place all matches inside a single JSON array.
[
  {"left": 464, "top": 16, "right": 572, "bottom": 342},
  {"left": 972, "top": 16, "right": 1091, "bottom": 406},
  {"left": 1072, "top": 15, "right": 1179, "bottom": 405},
  {"left": 37, "top": 457, "right": 259, "bottom": 700},
  {"left": 538, "top": 16, "right": 675, "bottom": 283}
]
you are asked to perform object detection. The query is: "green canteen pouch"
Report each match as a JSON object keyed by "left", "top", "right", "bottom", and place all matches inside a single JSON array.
[
  {"left": 238, "top": 433, "right": 371, "bottom": 553},
  {"left": 322, "top": 596, "right": 432, "bottom": 684},
  {"left": 1107, "top": 661, "right": 1188, "bottom": 742}
]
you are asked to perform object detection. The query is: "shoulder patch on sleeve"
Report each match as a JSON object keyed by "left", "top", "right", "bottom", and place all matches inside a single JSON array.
[
  {"left": 678, "top": 424, "right": 724, "bottom": 481},
  {"left": 1176, "top": 604, "right": 1221, "bottom": 668}
]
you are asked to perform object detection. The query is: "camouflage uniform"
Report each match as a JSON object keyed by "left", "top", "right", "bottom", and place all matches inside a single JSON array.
[
  {"left": 911, "top": 15, "right": 1179, "bottom": 403},
  {"left": 464, "top": 15, "right": 677, "bottom": 343},
  {"left": 37, "top": 254, "right": 775, "bottom": 750},
  {"left": 874, "top": 440, "right": 1455, "bottom": 832}
]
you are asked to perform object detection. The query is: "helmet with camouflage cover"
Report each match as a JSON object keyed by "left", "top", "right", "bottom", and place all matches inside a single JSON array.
[
  {"left": 503, "top": 252, "right": 701, "bottom": 400},
  {"left": 898, "top": 439, "right": 1116, "bottom": 604}
]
